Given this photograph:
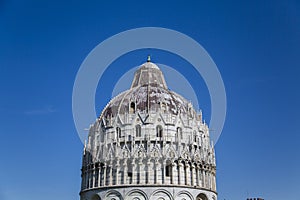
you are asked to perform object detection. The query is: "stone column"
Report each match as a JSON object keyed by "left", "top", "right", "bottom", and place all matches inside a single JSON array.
[
  {"left": 172, "top": 162, "right": 178, "bottom": 185},
  {"left": 123, "top": 159, "right": 127, "bottom": 185},
  {"left": 131, "top": 160, "right": 136, "bottom": 184},
  {"left": 109, "top": 163, "right": 113, "bottom": 186},
  {"left": 98, "top": 165, "right": 102, "bottom": 186},
  {"left": 185, "top": 161, "right": 190, "bottom": 185},
  {"left": 196, "top": 165, "right": 200, "bottom": 187},
  {"left": 203, "top": 170, "right": 206, "bottom": 188},
  {"left": 204, "top": 170, "right": 208, "bottom": 188},
  {"left": 146, "top": 159, "right": 151, "bottom": 184},
  {"left": 92, "top": 166, "right": 95, "bottom": 188},
  {"left": 214, "top": 174, "right": 217, "bottom": 191},
  {"left": 212, "top": 173, "right": 216, "bottom": 191},
  {"left": 115, "top": 160, "right": 119, "bottom": 185},
  {"left": 191, "top": 163, "right": 195, "bottom": 186},
  {"left": 201, "top": 169, "right": 204, "bottom": 188},
  {"left": 178, "top": 160, "right": 183, "bottom": 185},
  {"left": 208, "top": 171, "right": 211, "bottom": 189},
  {"left": 139, "top": 158, "right": 144, "bottom": 184},
  {"left": 154, "top": 159, "right": 159, "bottom": 184},
  {"left": 103, "top": 164, "right": 107, "bottom": 186},
  {"left": 171, "top": 162, "right": 175, "bottom": 185},
  {"left": 161, "top": 159, "right": 166, "bottom": 184}
]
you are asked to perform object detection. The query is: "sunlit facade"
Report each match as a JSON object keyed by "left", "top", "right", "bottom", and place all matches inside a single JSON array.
[{"left": 80, "top": 59, "right": 217, "bottom": 200}]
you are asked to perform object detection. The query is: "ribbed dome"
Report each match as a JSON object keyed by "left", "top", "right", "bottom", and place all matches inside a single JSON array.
[
  {"left": 130, "top": 61, "right": 167, "bottom": 89},
  {"left": 100, "top": 61, "right": 196, "bottom": 119}
]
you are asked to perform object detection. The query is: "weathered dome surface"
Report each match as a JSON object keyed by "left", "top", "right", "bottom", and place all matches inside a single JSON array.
[
  {"left": 130, "top": 61, "right": 167, "bottom": 88},
  {"left": 100, "top": 61, "right": 195, "bottom": 119}
]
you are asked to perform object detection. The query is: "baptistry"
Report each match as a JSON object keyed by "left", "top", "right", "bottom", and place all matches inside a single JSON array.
[{"left": 80, "top": 58, "right": 217, "bottom": 200}]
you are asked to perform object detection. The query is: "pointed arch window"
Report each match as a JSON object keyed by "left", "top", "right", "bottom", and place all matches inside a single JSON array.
[
  {"left": 135, "top": 125, "right": 141, "bottom": 137},
  {"left": 156, "top": 125, "right": 163, "bottom": 137}
]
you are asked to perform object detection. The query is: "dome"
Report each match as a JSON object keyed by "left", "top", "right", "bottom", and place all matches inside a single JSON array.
[
  {"left": 130, "top": 61, "right": 166, "bottom": 88},
  {"left": 80, "top": 58, "right": 217, "bottom": 200},
  {"left": 100, "top": 61, "right": 197, "bottom": 119}
]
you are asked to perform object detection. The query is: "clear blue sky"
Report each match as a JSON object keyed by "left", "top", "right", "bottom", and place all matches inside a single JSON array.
[{"left": 0, "top": 1, "right": 299, "bottom": 200}]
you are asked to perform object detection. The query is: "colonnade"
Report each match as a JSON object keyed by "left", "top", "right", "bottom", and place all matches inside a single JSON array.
[{"left": 81, "top": 158, "right": 216, "bottom": 192}]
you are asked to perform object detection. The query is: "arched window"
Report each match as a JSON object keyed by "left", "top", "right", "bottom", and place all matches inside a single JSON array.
[
  {"left": 194, "top": 131, "right": 197, "bottom": 142},
  {"left": 135, "top": 125, "right": 141, "bottom": 137},
  {"left": 196, "top": 193, "right": 208, "bottom": 200},
  {"left": 156, "top": 125, "right": 163, "bottom": 137},
  {"left": 177, "top": 127, "right": 183, "bottom": 139},
  {"left": 129, "top": 102, "right": 136, "bottom": 114},
  {"left": 116, "top": 127, "right": 121, "bottom": 138},
  {"left": 91, "top": 194, "right": 101, "bottom": 200},
  {"left": 165, "top": 162, "right": 172, "bottom": 177}
]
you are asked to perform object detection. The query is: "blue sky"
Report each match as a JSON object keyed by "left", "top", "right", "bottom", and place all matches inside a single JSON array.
[{"left": 0, "top": 0, "right": 299, "bottom": 200}]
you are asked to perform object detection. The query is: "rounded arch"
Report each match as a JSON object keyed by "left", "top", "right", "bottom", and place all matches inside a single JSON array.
[
  {"left": 174, "top": 191, "right": 193, "bottom": 200},
  {"left": 125, "top": 189, "right": 148, "bottom": 200},
  {"left": 91, "top": 194, "right": 101, "bottom": 200},
  {"left": 105, "top": 190, "right": 123, "bottom": 200},
  {"left": 135, "top": 124, "right": 141, "bottom": 137},
  {"left": 130, "top": 102, "right": 136, "bottom": 114},
  {"left": 150, "top": 189, "right": 173, "bottom": 200},
  {"left": 165, "top": 159, "right": 174, "bottom": 179},
  {"left": 196, "top": 193, "right": 208, "bottom": 200}
]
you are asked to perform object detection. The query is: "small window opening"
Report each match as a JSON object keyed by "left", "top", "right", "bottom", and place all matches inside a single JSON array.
[
  {"left": 130, "top": 102, "right": 135, "bottom": 114},
  {"left": 156, "top": 125, "right": 163, "bottom": 137},
  {"left": 177, "top": 127, "right": 183, "bottom": 139},
  {"left": 166, "top": 164, "right": 171, "bottom": 177},
  {"left": 136, "top": 125, "right": 141, "bottom": 137},
  {"left": 116, "top": 127, "right": 121, "bottom": 138}
]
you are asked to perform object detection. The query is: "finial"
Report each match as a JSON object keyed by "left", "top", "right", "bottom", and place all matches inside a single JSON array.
[{"left": 147, "top": 55, "right": 151, "bottom": 62}]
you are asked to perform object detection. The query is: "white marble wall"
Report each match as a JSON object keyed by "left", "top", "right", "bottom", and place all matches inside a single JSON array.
[
  {"left": 80, "top": 186, "right": 217, "bottom": 200},
  {"left": 81, "top": 111, "right": 216, "bottom": 194}
]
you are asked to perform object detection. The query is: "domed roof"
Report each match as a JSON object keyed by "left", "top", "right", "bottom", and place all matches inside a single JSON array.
[
  {"left": 130, "top": 60, "right": 167, "bottom": 89},
  {"left": 100, "top": 59, "right": 196, "bottom": 119}
]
